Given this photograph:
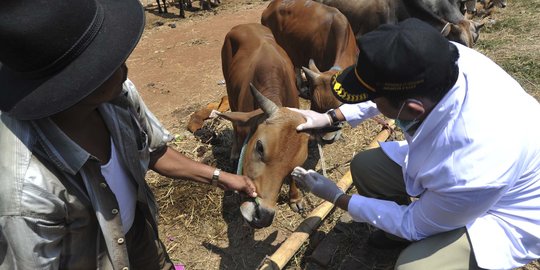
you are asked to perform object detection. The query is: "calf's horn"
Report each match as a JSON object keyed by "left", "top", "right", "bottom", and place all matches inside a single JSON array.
[
  {"left": 302, "top": 66, "right": 320, "bottom": 82},
  {"left": 250, "top": 83, "right": 278, "bottom": 116}
]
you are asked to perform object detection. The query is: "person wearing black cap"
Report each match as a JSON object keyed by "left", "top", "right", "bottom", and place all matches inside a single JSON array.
[
  {"left": 291, "top": 18, "right": 540, "bottom": 269},
  {"left": 0, "top": 0, "right": 256, "bottom": 269}
]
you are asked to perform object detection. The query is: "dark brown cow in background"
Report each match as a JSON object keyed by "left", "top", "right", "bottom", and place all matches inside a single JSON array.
[
  {"left": 220, "top": 23, "right": 310, "bottom": 228},
  {"left": 316, "top": 0, "right": 484, "bottom": 47},
  {"left": 315, "top": 0, "right": 406, "bottom": 39},
  {"left": 405, "top": 0, "right": 484, "bottom": 47},
  {"left": 261, "top": 0, "right": 357, "bottom": 115},
  {"left": 301, "top": 0, "right": 484, "bottom": 127}
]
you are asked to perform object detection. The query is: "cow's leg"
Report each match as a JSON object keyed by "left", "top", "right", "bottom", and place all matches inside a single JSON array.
[
  {"left": 288, "top": 175, "right": 304, "bottom": 213},
  {"left": 160, "top": 0, "right": 168, "bottom": 13},
  {"left": 231, "top": 136, "right": 240, "bottom": 161},
  {"left": 179, "top": 0, "right": 186, "bottom": 18},
  {"left": 491, "top": 0, "right": 506, "bottom": 8},
  {"left": 230, "top": 125, "right": 243, "bottom": 162},
  {"left": 156, "top": 0, "right": 164, "bottom": 13},
  {"left": 201, "top": 0, "right": 213, "bottom": 10}
]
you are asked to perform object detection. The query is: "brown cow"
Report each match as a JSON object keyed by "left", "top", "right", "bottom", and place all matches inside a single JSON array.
[
  {"left": 261, "top": 0, "right": 357, "bottom": 115},
  {"left": 220, "top": 23, "right": 310, "bottom": 228}
]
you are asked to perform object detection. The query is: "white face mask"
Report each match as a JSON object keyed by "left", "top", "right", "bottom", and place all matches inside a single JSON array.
[{"left": 395, "top": 99, "right": 422, "bottom": 133}]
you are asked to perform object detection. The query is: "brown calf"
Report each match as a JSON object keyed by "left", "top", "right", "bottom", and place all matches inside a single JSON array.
[{"left": 220, "top": 23, "right": 310, "bottom": 228}]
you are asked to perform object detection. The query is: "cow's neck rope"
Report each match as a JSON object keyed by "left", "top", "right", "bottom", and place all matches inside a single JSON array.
[
  {"left": 236, "top": 133, "right": 262, "bottom": 207},
  {"left": 441, "top": 22, "right": 450, "bottom": 34},
  {"left": 236, "top": 133, "right": 251, "bottom": 175}
]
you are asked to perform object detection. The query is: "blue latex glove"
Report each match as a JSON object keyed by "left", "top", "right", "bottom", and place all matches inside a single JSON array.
[{"left": 291, "top": 166, "right": 344, "bottom": 204}]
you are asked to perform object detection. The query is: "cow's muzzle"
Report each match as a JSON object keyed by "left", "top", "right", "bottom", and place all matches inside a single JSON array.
[{"left": 240, "top": 197, "right": 275, "bottom": 229}]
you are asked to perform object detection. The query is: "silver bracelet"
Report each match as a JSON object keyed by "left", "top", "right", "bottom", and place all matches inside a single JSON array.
[{"left": 212, "top": 168, "right": 221, "bottom": 187}]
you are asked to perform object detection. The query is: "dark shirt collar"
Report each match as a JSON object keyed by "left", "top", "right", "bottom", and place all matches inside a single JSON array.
[{"left": 31, "top": 115, "right": 94, "bottom": 175}]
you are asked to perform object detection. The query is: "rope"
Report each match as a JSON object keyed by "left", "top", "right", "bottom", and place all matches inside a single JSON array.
[
  {"left": 236, "top": 132, "right": 261, "bottom": 207},
  {"left": 317, "top": 140, "right": 328, "bottom": 177},
  {"left": 236, "top": 133, "right": 251, "bottom": 175},
  {"left": 440, "top": 22, "right": 451, "bottom": 34}
]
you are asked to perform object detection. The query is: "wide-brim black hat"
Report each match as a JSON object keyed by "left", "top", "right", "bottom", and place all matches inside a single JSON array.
[
  {"left": 0, "top": 0, "right": 145, "bottom": 120},
  {"left": 331, "top": 18, "right": 455, "bottom": 104}
]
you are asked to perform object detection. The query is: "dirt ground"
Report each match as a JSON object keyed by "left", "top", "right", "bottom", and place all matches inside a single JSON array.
[{"left": 127, "top": 1, "right": 540, "bottom": 269}]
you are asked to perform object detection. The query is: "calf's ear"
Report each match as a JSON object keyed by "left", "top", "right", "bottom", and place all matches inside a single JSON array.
[{"left": 217, "top": 109, "right": 263, "bottom": 124}]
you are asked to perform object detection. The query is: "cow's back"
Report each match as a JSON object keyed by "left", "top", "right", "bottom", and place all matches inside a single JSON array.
[
  {"left": 318, "top": 0, "right": 480, "bottom": 47},
  {"left": 221, "top": 23, "right": 298, "bottom": 113},
  {"left": 317, "top": 0, "right": 407, "bottom": 37},
  {"left": 261, "top": 0, "right": 356, "bottom": 71}
]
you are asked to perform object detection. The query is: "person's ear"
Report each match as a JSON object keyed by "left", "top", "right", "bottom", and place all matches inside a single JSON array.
[{"left": 406, "top": 99, "right": 425, "bottom": 116}]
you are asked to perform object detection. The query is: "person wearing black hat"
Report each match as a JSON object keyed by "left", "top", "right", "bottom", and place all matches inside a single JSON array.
[
  {"left": 290, "top": 18, "right": 540, "bottom": 269},
  {"left": 0, "top": 0, "right": 256, "bottom": 269}
]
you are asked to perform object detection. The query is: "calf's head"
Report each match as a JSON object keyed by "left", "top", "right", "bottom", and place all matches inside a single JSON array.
[
  {"left": 302, "top": 59, "right": 343, "bottom": 142},
  {"left": 220, "top": 85, "right": 309, "bottom": 228},
  {"left": 441, "top": 19, "right": 485, "bottom": 47}
]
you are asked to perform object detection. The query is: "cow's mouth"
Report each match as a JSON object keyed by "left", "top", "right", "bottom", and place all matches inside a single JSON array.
[
  {"left": 321, "top": 130, "right": 342, "bottom": 142},
  {"left": 240, "top": 198, "right": 275, "bottom": 229},
  {"left": 315, "top": 122, "right": 343, "bottom": 143}
]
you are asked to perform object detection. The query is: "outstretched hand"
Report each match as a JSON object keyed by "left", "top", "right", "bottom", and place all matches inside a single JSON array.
[
  {"left": 287, "top": 108, "right": 332, "bottom": 131},
  {"left": 219, "top": 172, "right": 258, "bottom": 198},
  {"left": 291, "top": 166, "right": 344, "bottom": 204}
]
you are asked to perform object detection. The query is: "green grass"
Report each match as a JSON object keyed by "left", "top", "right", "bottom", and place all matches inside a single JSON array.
[
  {"left": 475, "top": 0, "right": 540, "bottom": 101},
  {"left": 483, "top": 16, "right": 532, "bottom": 34},
  {"left": 501, "top": 55, "right": 540, "bottom": 95},
  {"left": 474, "top": 36, "right": 508, "bottom": 51}
]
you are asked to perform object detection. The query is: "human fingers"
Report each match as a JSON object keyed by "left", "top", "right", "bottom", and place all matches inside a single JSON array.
[
  {"left": 291, "top": 166, "right": 308, "bottom": 179},
  {"left": 306, "top": 170, "right": 334, "bottom": 186},
  {"left": 293, "top": 110, "right": 332, "bottom": 131},
  {"left": 287, "top": 108, "right": 311, "bottom": 131},
  {"left": 243, "top": 176, "right": 258, "bottom": 198},
  {"left": 286, "top": 107, "right": 301, "bottom": 113},
  {"left": 291, "top": 167, "right": 311, "bottom": 190},
  {"left": 296, "top": 122, "right": 313, "bottom": 131}
]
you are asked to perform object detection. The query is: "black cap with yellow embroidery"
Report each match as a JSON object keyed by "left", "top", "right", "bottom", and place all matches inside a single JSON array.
[{"left": 331, "top": 18, "right": 457, "bottom": 104}]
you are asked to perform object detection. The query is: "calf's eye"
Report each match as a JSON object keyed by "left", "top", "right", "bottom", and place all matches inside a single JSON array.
[{"left": 255, "top": 140, "right": 264, "bottom": 159}]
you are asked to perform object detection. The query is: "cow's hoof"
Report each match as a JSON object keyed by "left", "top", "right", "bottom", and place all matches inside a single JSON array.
[{"left": 289, "top": 200, "right": 304, "bottom": 214}]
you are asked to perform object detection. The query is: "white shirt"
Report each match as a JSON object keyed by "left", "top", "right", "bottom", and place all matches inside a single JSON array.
[
  {"left": 340, "top": 43, "right": 540, "bottom": 269},
  {"left": 101, "top": 138, "right": 137, "bottom": 234}
]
